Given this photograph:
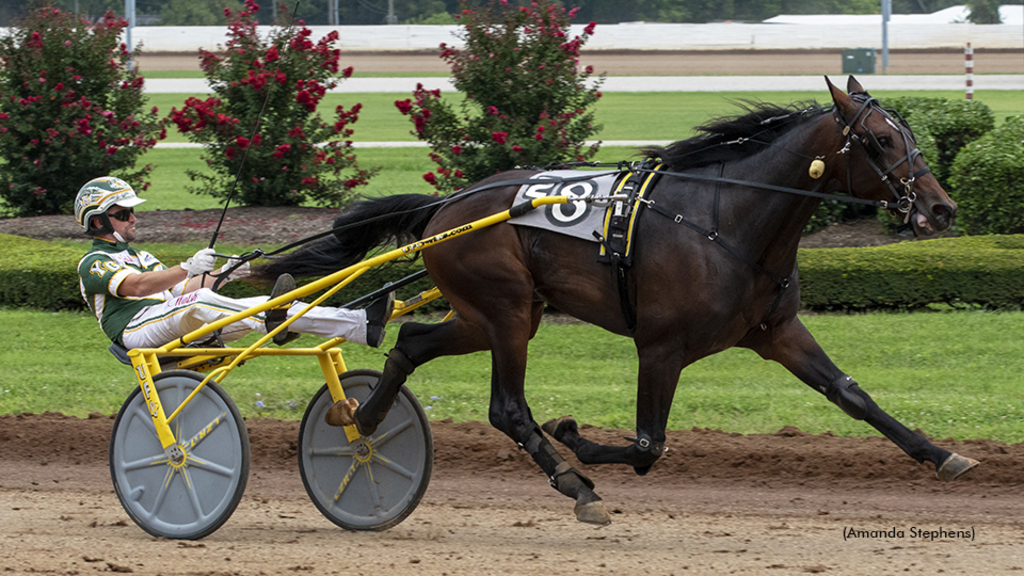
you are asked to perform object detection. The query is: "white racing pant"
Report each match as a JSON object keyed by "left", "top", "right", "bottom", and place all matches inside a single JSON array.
[{"left": 121, "top": 288, "right": 368, "bottom": 349}]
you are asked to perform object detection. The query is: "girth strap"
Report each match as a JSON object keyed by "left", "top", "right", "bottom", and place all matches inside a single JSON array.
[{"left": 593, "top": 161, "right": 664, "bottom": 335}]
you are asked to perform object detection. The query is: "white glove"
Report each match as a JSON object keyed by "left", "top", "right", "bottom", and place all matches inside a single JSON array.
[
  {"left": 218, "top": 255, "right": 251, "bottom": 282},
  {"left": 181, "top": 248, "right": 217, "bottom": 278}
]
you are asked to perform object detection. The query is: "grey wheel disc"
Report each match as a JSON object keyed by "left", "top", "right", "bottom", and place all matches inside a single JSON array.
[
  {"left": 298, "top": 370, "right": 433, "bottom": 530},
  {"left": 109, "top": 370, "right": 249, "bottom": 540}
]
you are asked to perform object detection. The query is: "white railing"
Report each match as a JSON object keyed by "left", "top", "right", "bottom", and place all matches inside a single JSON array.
[{"left": 3, "top": 21, "right": 1020, "bottom": 52}]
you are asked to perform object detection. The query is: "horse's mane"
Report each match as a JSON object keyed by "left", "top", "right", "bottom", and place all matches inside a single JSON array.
[{"left": 642, "top": 101, "right": 829, "bottom": 171}]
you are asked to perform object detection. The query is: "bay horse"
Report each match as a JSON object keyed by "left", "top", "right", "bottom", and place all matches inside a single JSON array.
[{"left": 260, "top": 76, "right": 978, "bottom": 525}]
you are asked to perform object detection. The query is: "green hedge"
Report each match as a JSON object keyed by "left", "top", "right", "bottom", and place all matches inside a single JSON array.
[
  {"left": 0, "top": 234, "right": 439, "bottom": 313},
  {"left": 3, "top": 233, "right": 1023, "bottom": 313},
  {"left": 880, "top": 96, "right": 995, "bottom": 186},
  {"left": 799, "top": 235, "right": 1024, "bottom": 310},
  {"left": 948, "top": 116, "right": 1024, "bottom": 235}
]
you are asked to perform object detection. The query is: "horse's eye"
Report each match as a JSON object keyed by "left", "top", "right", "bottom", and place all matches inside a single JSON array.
[{"left": 878, "top": 136, "right": 893, "bottom": 148}]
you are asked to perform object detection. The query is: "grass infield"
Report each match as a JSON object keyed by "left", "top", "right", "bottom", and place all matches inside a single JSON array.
[{"left": 1, "top": 308, "right": 1022, "bottom": 443}]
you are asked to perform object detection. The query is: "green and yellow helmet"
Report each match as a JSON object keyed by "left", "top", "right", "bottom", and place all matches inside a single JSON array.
[{"left": 74, "top": 177, "right": 147, "bottom": 235}]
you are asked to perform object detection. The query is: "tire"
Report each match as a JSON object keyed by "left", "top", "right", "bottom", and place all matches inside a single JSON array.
[
  {"left": 298, "top": 369, "right": 433, "bottom": 531},
  {"left": 109, "top": 370, "right": 250, "bottom": 540}
]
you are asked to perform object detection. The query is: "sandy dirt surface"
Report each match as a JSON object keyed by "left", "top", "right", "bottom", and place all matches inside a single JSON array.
[
  {"left": 2, "top": 413, "right": 1024, "bottom": 575},
  {"left": 136, "top": 49, "right": 1024, "bottom": 75}
]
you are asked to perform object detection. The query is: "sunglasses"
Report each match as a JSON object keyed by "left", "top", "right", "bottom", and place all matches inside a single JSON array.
[{"left": 108, "top": 207, "right": 134, "bottom": 222}]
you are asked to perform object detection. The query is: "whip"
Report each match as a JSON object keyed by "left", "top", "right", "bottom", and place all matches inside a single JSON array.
[{"left": 208, "top": 1, "right": 301, "bottom": 251}]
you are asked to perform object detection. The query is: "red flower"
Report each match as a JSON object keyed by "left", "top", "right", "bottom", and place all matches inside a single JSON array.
[
  {"left": 512, "top": 145, "right": 522, "bottom": 152},
  {"left": 423, "top": 172, "right": 437, "bottom": 185},
  {"left": 273, "top": 144, "right": 291, "bottom": 159},
  {"left": 236, "top": 136, "right": 250, "bottom": 149},
  {"left": 491, "top": 131, "right": 508, "bottom": 145},
  {"left": 395, "top": 99, "right": 413, "bottom": 115},
  {"left": 301, "top": 176, "right": 318, "bottom": 187},
  {"left": 584, "top": 21, "right": 596, "bottom": 35},
  {"left": 266, "top": 46, "right": 280, "bottom": 62},
  {"left": 452, "top": 145, "right": 463, "bottom": 156},
  {"left": 488, "top": 106, "right": 499, "bottom": 115},
  {"left": 225, "top": 146, "right": 237, "bottom": 159}
]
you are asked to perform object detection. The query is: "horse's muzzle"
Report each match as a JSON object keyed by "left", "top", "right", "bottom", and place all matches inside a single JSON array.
[{"left": 912, "top": 198, "right": 956, "bottom": 235}]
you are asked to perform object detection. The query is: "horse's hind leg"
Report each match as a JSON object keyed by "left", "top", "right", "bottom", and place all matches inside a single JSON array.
[
  {"left": 744, "top": 317, "right": 978, "bottom": 480},
  {"left": 326, "top": 317, "right": 488, "bottom": 434},
  {"left": 545, "top": 342, "right": 681, "bottom": 475},
  {"left": 481, "top": 302, "right": 610, "bottom": 525}
]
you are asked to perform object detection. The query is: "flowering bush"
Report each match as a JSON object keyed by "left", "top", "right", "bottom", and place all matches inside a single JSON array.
[
  {"left": 170, "top": 0, "right": 375, "bottom": 207},
  {"left": 396, "top": 0, "right": 603, "bottom": 193},
  {"left": 0, "top": 8, "right": 165, "bottom": 217}
]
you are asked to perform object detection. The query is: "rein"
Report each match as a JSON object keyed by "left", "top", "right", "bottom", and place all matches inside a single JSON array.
[{"left": 218, "top": 94, "right": 924, "bottom": 326}]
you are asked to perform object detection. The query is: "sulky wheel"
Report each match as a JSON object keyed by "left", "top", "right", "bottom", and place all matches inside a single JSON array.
[
  {"left": 109, "top": 370, "right": 249, "bottom": 540},
  {"left": 298, "top": 369, "right": 433, "bottom": 531}
]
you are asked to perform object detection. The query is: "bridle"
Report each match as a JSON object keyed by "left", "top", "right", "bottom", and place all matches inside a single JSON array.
[{"left": 834, "top": 92, "right": 932, "bottom": 219}]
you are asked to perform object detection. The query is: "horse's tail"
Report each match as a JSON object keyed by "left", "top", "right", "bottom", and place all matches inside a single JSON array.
[{"left": 256, "top": 194, "right": 442, "bottom": 280}]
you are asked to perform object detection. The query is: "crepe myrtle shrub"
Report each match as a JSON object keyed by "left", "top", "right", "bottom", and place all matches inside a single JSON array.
[
  {"left": 169, "top": 0, "right": 376, "bottom": 207},
  {"left": 948, "top": 116, "right": 1024, "bottom": 235},
  {"left": 396, "top": 0, "right": 604, "bottom": 193},
  {"left": 0, "top": 8, "right": 165, "bottom": 217}
]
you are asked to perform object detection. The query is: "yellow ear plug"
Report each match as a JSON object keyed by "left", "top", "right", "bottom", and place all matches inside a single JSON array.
[{"left": 809, "top": 159, "right": 825, "bottom": 179}]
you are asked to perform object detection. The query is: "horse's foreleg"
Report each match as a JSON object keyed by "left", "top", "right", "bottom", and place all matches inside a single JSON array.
[
  {"left": 545, "top": 344, "right": 680, "bottom": 476},
  {"left": 745, "top": 318, "right": 978, "bottom": 480}
]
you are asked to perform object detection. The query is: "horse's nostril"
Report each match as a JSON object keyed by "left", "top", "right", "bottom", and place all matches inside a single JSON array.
[{"left": 932, "top": 203, "right": 954, "bottom": 226}]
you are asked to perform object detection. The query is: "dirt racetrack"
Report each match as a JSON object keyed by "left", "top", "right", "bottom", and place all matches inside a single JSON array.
[
  {"left": 4, "top": 48, "right": 1024, "bottom": 576},
  {"left": 3, "top": 412, "right": 1024, "bottom": 575},
  {"left": 135, "top": 48, "right": 1024, "bottom": 76}
]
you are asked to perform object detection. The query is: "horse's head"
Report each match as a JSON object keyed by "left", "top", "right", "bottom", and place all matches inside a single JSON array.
[{"left": 826, "top": 76, "right": 956, "bottom": 235}]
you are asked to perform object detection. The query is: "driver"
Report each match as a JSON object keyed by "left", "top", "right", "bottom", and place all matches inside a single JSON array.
[{"left": 75, "top": 176, "right": 393, "bottom": 350}]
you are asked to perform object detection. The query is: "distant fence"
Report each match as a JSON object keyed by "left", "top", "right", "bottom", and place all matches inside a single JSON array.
[{"left": 2, "top": 22, "right": 1021, "bottom": 52}]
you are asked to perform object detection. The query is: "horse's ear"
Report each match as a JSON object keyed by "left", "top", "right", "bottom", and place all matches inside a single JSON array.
[
  {"left": 846, "top": 75, "right": 866, "bottom": 95},
  {"left": 826, "top": 76, "right": 855, "bottom": 118}
]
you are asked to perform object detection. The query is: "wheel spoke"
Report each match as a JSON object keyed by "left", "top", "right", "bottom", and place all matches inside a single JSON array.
[
  {"left": 180, "top": 411, "right": 229, "bottom": 453},
  {"left": 180, "top": 467, "right": 209, "bottom": 521},
  {"left": 308, "top": 446, "right": 355, "bottom": 457},
  {"left": 328, "top": 460, "right": 362, "bottom": 510},
  {"left": 369, "top": 417, "right": 413, "bottom": 450},
  {"left": 369, "top": 453, "right": 415, "bottom": 480},
  {"left": 121, "top": 453, "right": 169, "bottom": 472},
  {"left": 139, "top": 465, "right": 174, "bottom": 522},
  {"left": 361, "top": 462, "right": 384, "bottom": 516},
  {"left": 186, "top": 455, "right": 237, "bottom": 478}
]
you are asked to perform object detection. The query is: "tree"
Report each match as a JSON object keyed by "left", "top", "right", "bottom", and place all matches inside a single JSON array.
[
  {"left": 397, "top": 0, "right": 604, "bottom": 193},
  {"left": 966, "top": 0, "right": 1002, "bottom": 24},
  {"left": 168, "top": 0, "right": 375, "bottom": 207},
  {"left": 0, "top": 7, "right": 164, "bottom": 217}
]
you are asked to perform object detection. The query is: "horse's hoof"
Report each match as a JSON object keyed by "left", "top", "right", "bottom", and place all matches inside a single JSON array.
[
  {"left": 936, "top": 453, "right": 980, "bottom": 481},
  {"left": 574, "top": 500, "right": 611, "bottom": 526},
  {"left": 541, "top": 415, "right": 576, "bottom": 438},
  {"left": 324, "top": 397, "right": 360, "bottom": 428}
]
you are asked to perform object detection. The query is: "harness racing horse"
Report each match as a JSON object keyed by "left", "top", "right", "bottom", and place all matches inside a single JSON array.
[{"left": 261, "top": 77, "right": 978, "bottom": 525}]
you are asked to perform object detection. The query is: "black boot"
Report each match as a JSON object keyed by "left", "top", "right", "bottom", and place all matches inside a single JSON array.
[{"left": 364, "top": 292, "right": 395, "bottom": 348}]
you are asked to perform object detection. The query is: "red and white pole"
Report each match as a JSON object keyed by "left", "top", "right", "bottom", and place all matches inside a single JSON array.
[{"left": 965, "top": 43, "right": 974, "bottom": 100}]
